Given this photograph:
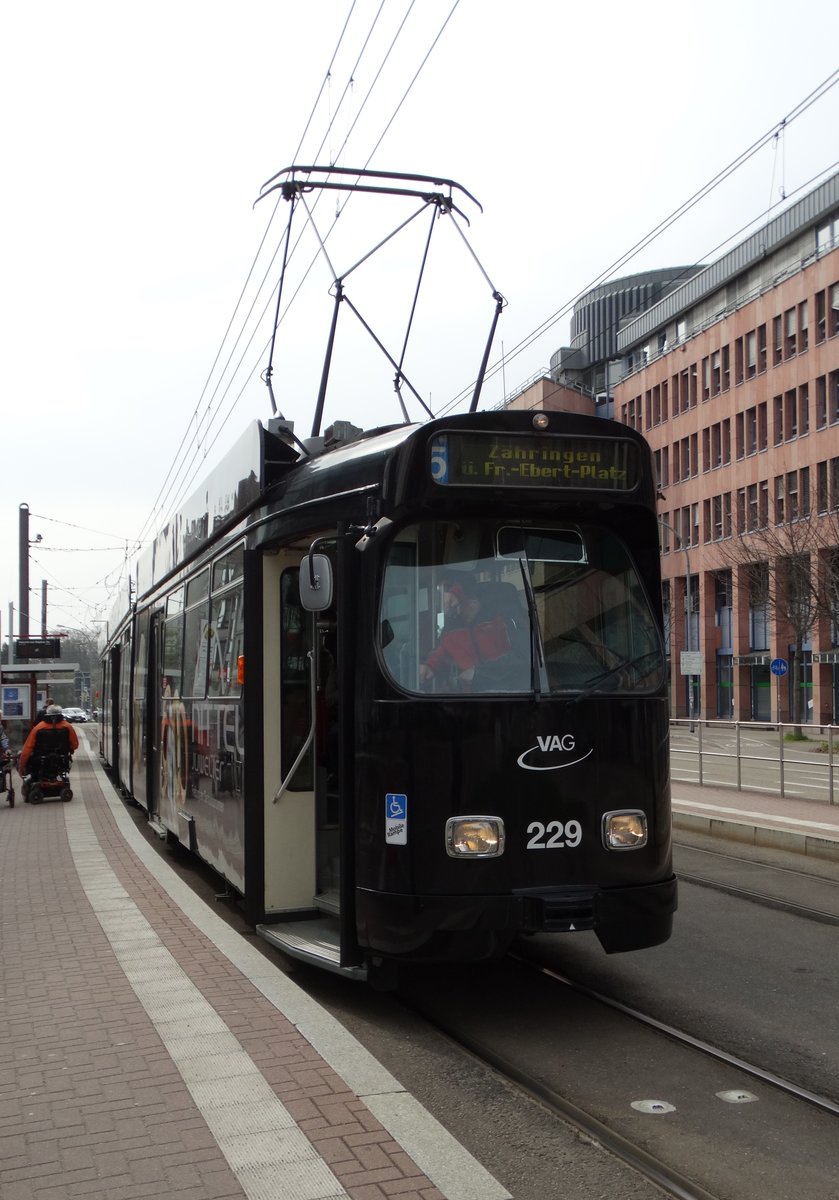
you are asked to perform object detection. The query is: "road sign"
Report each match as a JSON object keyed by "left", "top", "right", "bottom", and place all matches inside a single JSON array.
[
  {"left": 770, "top": 658, "right": 788, "bottom": 676},
  {"left": 680, "top": 650, "right": 702, "bottom": 676}
]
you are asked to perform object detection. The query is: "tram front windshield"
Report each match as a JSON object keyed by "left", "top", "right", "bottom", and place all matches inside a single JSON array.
[{"left": 380, "top": 519, "right": 665, "bottom": 697}]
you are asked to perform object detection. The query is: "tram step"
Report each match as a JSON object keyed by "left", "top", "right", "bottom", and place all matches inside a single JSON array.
[
  {"left": 314, "top": 889, "right": 340, "bottom": 916},
  {"left": 256, "top": 918, "right": 367, "bottom": 981}
]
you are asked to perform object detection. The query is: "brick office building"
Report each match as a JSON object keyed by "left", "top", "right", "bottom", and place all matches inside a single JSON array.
[{"left": 508, "top": 170, "right": 839, "bottom": 723}]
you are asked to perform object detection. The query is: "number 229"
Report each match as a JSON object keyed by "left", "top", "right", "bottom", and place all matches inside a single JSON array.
[{"left": 526, "top": 820, "right": 582, "bottom": 849}]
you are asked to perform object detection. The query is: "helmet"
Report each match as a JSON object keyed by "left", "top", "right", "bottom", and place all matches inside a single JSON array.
[{"left": 46, "top": 705, "right": 63, "bottom": 721}]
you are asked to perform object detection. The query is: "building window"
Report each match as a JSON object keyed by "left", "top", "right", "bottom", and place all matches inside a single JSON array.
[
  {"left": 711, "top": 350, "right": 721, "bottom": 396},
  {"left": 785, "top": 308, "right": 797, "bottom": 358},
  {"left": 773, "top": 394, "right": 783, "bottom": 445},
  {"left": 799, "top": 383, "right": 809, "bottom": 436},
  {"left": 801, "top": 466, "right": 810, "bottom": 518},
  {"left": 775, "top": 476, "right": 785, "bottom": 525},
  {"left": 787, "top": 471, "right": 799, "bottom": 521},
  {"left": 747, "top": 483, "right": 759, "bottom": 531},
  {"left": 735, "top": 337, "right": 744, "bottom": 384},
  {"left": 818, "top": 461, "right": 829, "bottom": 512},
  {"left": 773, "top": 315, "right": 783, "bottom": 365},
  {"left": 831, "top": 283, "right": 839, "bottom": 337},
  {"left": 799, "top": 300, "right": 809, "bottom": 352},
  {"left": 735, "top": 412, "right": 744, "bottom": 459},
  {"left": 785, "top": 389, "right": 797, "bottom": 440},
  {"left": 722, "top": 344, "right": 730, "bottom": 391},
  {"left": 746, "top": 330, "right": 757, "bottom": 378},
  {"left": 758, "top": 402, "right": 767, "bottom": 451},
  {"left": 746, "top": 407, "right": 757, "bottom": 455},
  {"left": 712, "top": 422, "right": 722, "bottom": 468},
  {"left": 817, "top": 220, "right": 837, "bottom": 254},
  {"left": 816, "top": 375, "right": 827, "bottom": 428},
  {"left": 832, "top": 457, "right": 839, "bottom": 510},
  {"left": 816, "top": 290, "right": 826, "bottom": 342},
  {"left": 758, "top": 324, "right": 767, "bottom": 372}
]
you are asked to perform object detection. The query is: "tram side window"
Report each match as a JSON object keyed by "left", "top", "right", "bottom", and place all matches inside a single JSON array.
[
  {"left": 381, "top": 540, "right": 423, "bottom": 691},
  {"left": 208, "top": 583, "right": 244, "bottom": 697},
  {"left": 163, "top": 589, "right": 184, "bottom": 699},
  {"left": 280, "top": 568, "right": 313, "bottom": 790},
  {"left": 181, "top": 571, "right": 207, "bottom": 697},
  {"left": 212, "top": 544, "right": 244, "bottom": 591}
]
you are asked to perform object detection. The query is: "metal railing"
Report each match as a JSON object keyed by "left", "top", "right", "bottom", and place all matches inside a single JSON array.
[{"left": 670, "top": 718, "right": 838, "bottom": 805}]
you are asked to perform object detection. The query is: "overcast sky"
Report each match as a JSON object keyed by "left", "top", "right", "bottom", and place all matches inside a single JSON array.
[{"left": 2, "top": 0, "right": 837, "bottom": 639}]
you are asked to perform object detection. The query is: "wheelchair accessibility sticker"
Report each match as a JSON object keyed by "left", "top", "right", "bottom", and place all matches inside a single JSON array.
[{"left": 385, "top": 793, "right": 408, "bottom": 845}]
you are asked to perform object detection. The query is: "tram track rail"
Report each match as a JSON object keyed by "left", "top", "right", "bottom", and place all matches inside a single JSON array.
[
  {"left": 509, "top": 952, "right": 839, "bottom": 1120},
  {"left": 677, "top": 870, "right": 839, "bottom": 925},
  {"left": 674, "top": 839, "right": 839, "bottom": 925},
  {"left": 398, "top": 984, "right": 722, "bottom": 1200}
]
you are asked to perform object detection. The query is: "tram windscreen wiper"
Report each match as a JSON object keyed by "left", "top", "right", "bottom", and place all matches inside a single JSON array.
[
  {"left": 517, "top": 557, "right": 544, "bottom": 698},
  {"left": 568, "top": 650, "right": 662, "bottom": 703}
]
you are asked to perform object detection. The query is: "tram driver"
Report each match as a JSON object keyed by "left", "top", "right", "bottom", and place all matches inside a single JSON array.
[{"left": 419, "top": 578, "right": 512, "bottom": 691}]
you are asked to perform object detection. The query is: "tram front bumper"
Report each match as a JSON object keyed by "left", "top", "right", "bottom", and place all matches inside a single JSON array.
[{"left": 355, "top": 875, "right": 677, "bottom": 962}]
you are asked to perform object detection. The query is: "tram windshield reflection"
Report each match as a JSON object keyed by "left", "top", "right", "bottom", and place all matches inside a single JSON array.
[{"left": 380, "top": 519, "right": 665, "bottom": 697}]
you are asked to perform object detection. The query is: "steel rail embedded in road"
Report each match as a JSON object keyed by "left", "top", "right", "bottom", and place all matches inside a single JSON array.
[
  {"left": 678, "top": 870, "right": 839, "bottom": 926},
  {"left": 398, "top": 991, "right": 721, "bottom": 1200},
  {"left": 512, "top": 954, "right": 839, "bottom": 1119}
]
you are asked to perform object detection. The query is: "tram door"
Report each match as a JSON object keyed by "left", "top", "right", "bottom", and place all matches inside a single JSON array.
[
  {"left": 146, "top": 609, "right": 163, "bottom": 823},
  {"left": 264, "top": 550, "right": 340, "bottom": 920}
]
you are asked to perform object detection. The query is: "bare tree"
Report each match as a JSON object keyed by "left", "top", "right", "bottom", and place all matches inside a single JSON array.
[{"left": 714, "top": 502, "right": 839, "bottom": 733}]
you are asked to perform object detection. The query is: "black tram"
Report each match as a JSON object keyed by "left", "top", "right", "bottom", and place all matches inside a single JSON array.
[{"left": 100, "top": 408, "right": 676, "bottom": 980}]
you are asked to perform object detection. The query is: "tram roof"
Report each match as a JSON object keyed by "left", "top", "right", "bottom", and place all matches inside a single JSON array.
[{"left": 119, "top": 409, "right": 651, "bottom": 619}]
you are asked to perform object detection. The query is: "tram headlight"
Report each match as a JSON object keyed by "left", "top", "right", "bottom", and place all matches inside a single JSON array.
[
  {"left": 602, "top": 810, "right": 648, "bottom": 850},
  {"left": 446, "top": 817, "right": 505, "bottom": 858}
]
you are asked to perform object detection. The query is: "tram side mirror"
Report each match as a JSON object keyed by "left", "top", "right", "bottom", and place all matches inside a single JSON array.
[{"left": 300, "top": 553, "right": 333, "bottom": 612}]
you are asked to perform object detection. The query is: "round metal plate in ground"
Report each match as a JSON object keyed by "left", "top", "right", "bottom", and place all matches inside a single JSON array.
[
  {"left": 630, "top": 1099, "right": 676, "bottom": 1114},
  {"left": 716, "top": 1089, "right": 758, "bottom": 1104}
]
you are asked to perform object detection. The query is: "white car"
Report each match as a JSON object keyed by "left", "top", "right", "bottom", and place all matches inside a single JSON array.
[{"left": 62, "top": 707, "right": 88, "bottom": 723}]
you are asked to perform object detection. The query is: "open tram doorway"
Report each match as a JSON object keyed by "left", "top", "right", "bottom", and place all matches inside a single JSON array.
[{"left": 258, "top": 544, "right": 361, "bottom": 976}]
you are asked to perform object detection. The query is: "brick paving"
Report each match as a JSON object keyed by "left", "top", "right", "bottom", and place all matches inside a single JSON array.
[{"left": 0, "top": 750, "right": 450, "bottom": 1200}]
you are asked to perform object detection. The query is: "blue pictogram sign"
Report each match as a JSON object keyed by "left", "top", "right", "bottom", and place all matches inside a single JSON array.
[{"left": 770, "top": 658, "right": 788, "bottom": 677}]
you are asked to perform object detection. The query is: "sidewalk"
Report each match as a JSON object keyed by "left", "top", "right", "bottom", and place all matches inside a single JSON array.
[
  {"left": 0, "top": 740, "right": 510, "bottom": 1200},
  {"left": 672, "top": 779, "right": 839, "bottom": 862}
]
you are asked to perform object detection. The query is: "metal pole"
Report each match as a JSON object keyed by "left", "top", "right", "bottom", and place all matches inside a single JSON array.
[
  {"left": 19, "top": 503, "right": 29, "bottom": 640},
  {"left": 659, "top": 519, "right": 694, "bottom": 731},
  {"left": 829, "top": 725, "right": 834, "bottom": 805}
]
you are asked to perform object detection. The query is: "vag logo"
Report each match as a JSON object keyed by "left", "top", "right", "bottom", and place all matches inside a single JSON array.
[{"left": 517, "top": 733, "right": 593, "bottom": 771}]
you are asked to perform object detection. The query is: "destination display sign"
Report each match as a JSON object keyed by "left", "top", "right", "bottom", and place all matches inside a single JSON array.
[
  {"left": 14, "top": 637, "right": 61, "bottom": 660},
  {"left": 429, "top": 432, "right": 639, "bottom": 490}
]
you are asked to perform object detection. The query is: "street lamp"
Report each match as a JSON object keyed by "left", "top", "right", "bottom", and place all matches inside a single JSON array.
[{"left": 659, "top": 519, "right": 695, "bottom": 732}]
